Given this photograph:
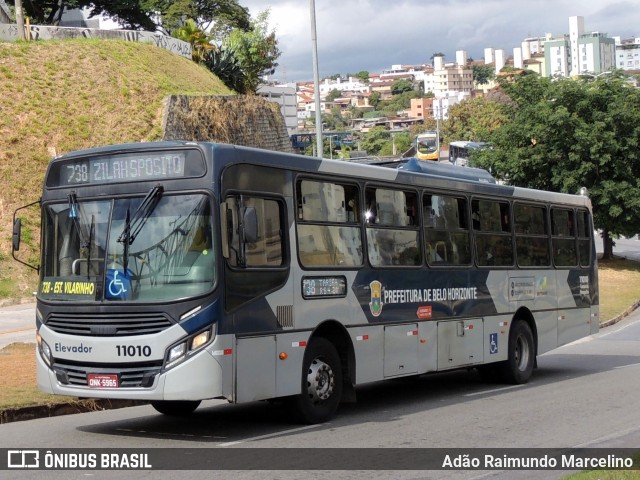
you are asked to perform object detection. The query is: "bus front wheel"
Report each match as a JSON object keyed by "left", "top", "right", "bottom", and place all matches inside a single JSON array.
[
  {"left": 290, "top": 338, "right": 343, "bottom": 424},
  {"left": 499, "top": 319, "right": 535, "bottom": 384},
  {"left": 151, "top": 400, "right": 201, "bottom": 416}
]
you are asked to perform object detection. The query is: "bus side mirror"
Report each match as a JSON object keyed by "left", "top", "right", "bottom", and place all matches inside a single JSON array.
[
  {"left": 12, "top": 218, "right": 22, "bottom": 252},
  {"left": 12, "top": 200, "right": 41, "bottom": 272},
  {"left": 243, "top": 207, "right": 258, "bottom": 244}
]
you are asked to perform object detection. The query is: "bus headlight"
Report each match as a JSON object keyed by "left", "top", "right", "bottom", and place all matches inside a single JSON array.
[
  {"left": 164, "top": 327, "right": 213, "bottom": 370},
  {"left": 36, "top": 332, "right": 52, "bottom": 367},
  {"left": 167, "top": 342, "right": 187, "bottom": 367},
  {"left": 190, "top": 330, "right": 210, "bottom": 350}
]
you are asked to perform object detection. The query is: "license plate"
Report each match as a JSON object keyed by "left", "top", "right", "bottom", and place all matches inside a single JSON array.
[{"left": 87, "top": 373, "right": 119, "bottom": 388}]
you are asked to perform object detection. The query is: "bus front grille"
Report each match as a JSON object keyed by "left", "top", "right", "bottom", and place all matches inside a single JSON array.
[
  {"left": 45, "top": 312, "right": 174, "bottom": 337},
  {"left": 52, "top": 361, "right": 163, "bottom": 388}
]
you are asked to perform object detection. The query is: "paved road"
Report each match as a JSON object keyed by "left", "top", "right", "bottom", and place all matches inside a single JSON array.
[
  {"left": 1, "top": 311, "right": 640, "bottom": 479},
  {"left": 0, "top": 302, "right": 36, "bottom": 349}
]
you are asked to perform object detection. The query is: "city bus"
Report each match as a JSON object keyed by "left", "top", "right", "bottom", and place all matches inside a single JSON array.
[
  {"left": 449, "top": 140, "right": 491, "bottom": 167},
  {"left": 414, "top": 131, "right": 440, "bottom": 161},
  {"left": 12, "top": 141, "right": 599, "bottom": 424}
]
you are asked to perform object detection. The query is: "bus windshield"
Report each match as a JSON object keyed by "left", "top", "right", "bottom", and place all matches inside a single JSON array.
[
  {"left": 40, "top": 193, "right": 215, "bottom": 303},
  {"left": 417, "top": 135, "right": 437, "bottom": 154}
]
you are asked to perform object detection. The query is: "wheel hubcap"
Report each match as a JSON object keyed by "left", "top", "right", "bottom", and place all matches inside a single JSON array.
[{"left": 307, "top": 358, "right": 335, "bottom": 403}]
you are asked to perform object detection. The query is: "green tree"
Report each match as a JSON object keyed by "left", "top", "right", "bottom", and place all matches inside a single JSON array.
[
  {"left": 9, "top": 0, "right": 251, "bottom": 34},
  {"left": 352, "top": 70, "right": 370, "bottom": 84},
  {"left": 369, "top": 91, "right": 381, "bottom": 108},
  {"left": 175, "top": 19, "right": 215, "bottom": 64},
  {"left": 378, "top": 90, "right": 422, "bottom": 114},
  {"left": 473, "top": 72, "right": 640, "bottom": 258},
  {"left": 472, "top": 64, "right": 495, "bottom": 86},
  {"left": 391, "top": 78, "right": 414, "bottom": 95},
  {"left": 443, "top": 97, "right": 510, "bottom": 144},
  {"left": 360, "top": 126, "right": 391, "bottom": 156},
  {"left": 222, "top": 9, "right": 280, "bottom": 93},
  {"left": 325, "top": 89, "right": 342, "bottom": 102}
]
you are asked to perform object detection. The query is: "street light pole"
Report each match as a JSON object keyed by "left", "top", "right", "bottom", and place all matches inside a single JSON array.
[{"left": 310, "top": 0, "right": 323, "bottom": 158}]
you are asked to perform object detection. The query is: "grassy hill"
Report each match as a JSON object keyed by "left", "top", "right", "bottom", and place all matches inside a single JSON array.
[{"left": 0, "top": 39, "right": 233, "bottom": 301}]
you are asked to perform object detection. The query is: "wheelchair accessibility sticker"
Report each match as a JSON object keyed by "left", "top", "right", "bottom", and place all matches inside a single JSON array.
[
  {"left": 106, "top": 269, "right": 131, "bottom": 300},
  {"left": 489, "top": 333, "right": 498, "bottom": 354}
]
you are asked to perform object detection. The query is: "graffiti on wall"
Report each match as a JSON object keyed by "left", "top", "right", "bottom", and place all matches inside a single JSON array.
[{"left": 0, "top": 24, "right": 192, "bottom": 59}]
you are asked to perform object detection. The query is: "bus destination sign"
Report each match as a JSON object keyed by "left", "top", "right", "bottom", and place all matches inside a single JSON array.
[{"left": 59, "top": 152, "right": 187, "bottom": 186}]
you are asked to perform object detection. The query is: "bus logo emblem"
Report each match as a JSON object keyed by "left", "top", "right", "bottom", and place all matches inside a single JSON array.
[{"left": 369, "top": 281, "right": 384, "bottom": 317}]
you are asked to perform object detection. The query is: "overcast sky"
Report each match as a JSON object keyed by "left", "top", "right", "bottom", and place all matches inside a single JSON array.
[{"left": 240, "top": 0, "right": 640, "bottom": 83}]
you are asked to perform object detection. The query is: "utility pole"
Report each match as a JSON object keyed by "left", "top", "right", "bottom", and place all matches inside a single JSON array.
[
  {"left": 310, "top": 0, "right": 323, "bottom": 158},
  {"left": 15, "top": 0, "right": 25, "bottom": 40}
]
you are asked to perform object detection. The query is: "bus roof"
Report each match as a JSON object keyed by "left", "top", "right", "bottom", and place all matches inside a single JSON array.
[
  {"left": 449, "top": 141, "right": 490, "bottom": 149},
  {"left": 398, "top": 157, "right": 496, "bottom": 184},
  {"left": 47, "top": 141, "right": 590, "bottom": 209}
]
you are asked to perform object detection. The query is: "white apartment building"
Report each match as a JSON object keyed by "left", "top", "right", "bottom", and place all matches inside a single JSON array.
[
  {"left": 544, "top": 16, "right": 615, "bottom": 77},
  {"left": 614, "top": 37, "right": 640, "bottom": 70},
  {"left": 258, "top": 85, "right": 298, "bottom": 136},
  {"left": 319, "top": 77, "right": 369, "bottom": 98},
  {"left": 428, "top": 54, "right": 474, "bottom": 97}
]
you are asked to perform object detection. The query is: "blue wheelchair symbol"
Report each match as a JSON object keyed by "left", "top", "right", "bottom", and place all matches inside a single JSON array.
[
  {"left": 489, "top": 333, "right": 498, "bottom": 355},
  {"left": 106, "top": 269, "right": 131, "bottom": 300}
]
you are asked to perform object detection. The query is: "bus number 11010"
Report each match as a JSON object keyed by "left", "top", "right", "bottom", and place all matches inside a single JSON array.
[{"left": 116, "top": 345, "right": 152, "bottom": 357}]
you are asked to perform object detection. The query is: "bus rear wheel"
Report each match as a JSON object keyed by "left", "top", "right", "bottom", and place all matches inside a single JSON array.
[
  {"left": 151, "top": 400, "right": 201, "bottom": 416},
  {"left": 498, "top": 319, "right": 535, "bottom": 384},
  {"left": 290, "top": 338, "right": 343, "bottom": 424}
]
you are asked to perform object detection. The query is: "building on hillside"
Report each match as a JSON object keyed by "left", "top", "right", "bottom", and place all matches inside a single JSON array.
[
  {"left": 544, "top": 16, "right": 615, "bottom": 77},
  {"left": 430, "top": 54, "right": 474, "bottom": 97},
  {"left": 409, "top": 97, "right": 434, "bottom": 120},
  {"left": 319, "top": 77, "right": 369, "bottom": 98},
  {"left": 369, "top": 79, "right": 396, "bottom": 100},
  {"left": 521, "top": 37, "right": 546, "bottom": 60},
  {"left": 544, "top": 34, "right": 571, "bottom": 77},
  {"left": 524, "top": 53, "right": 546, "bottom": 76},
  {"left": 258, "top": 85, "right": 298, "bottom": 136},
  {"left": 614, "top": 37, "right": 640, "bottom": 70}
]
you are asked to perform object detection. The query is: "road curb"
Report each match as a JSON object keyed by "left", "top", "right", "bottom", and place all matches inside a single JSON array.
[
  {"left": 601, "top": 299, "right": 640, "bottom": 328},
  {"left": 0, "top": 399, "right": 147, "bottom": 424}
]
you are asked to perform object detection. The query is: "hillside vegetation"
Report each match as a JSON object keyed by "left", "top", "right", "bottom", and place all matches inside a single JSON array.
[{"left": 0, "top": 39, "right": 233, "bottom": 300}]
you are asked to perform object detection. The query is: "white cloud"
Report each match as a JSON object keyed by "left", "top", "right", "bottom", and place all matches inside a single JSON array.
[{"left": 240, "top": 0, "right": 640, "bottom": 81}]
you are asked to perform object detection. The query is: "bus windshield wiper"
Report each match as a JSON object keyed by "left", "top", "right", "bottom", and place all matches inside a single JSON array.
[
  {"left": 117, "top": 185, "right": 164, "bottom": 246},
  {"left": 68, "top": 192, "right": 89, "bottom": 249}
]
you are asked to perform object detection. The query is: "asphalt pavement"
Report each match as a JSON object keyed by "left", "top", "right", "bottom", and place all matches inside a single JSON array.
[{"left": 0, "top": 302, "right": 37, "bottom": 349}]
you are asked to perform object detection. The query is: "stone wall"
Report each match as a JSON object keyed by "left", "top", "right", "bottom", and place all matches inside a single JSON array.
[{"left": 162, "top": 95, "right": 294, "bottom": 154}]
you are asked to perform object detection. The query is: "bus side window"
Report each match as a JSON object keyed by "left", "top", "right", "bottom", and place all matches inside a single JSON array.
[
  {"left": 514, "top": 203, "right": 549, "bottom": 267},
  {"left": 366, "top": 187, "right": 420, "bottom": 267},
  {"left": 424, "top": 194, "right": 471, "bottom": 265},
  {"left": 225, "top": 196, "right": 284, "bottom": 268},
  {"left": 296, "top": 179, "right": 362, "bottom": 267},
  {"left": 551, "top": 208, "right": 577, "bottom": 267},
  {"left": 473, "top": 198, "right": 513, "bottom": 267},
  {"left": 577, "top": 209, "right": 592, "bottom": 267}
]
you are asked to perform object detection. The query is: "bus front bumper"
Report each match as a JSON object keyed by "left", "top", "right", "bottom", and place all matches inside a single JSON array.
[{"left": 36, "top": 342, "right": 231, "bottom": 402}]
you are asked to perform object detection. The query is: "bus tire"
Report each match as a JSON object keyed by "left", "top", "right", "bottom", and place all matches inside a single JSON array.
[
  {"left": 498, "top": 320, "right": 535, "bottom": 384},
  {"left": 151, "top": 400, "right": 201, "bottom": 416},
  {"left": 290, "top": 337, "right": 343, "bottom": 424}
]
